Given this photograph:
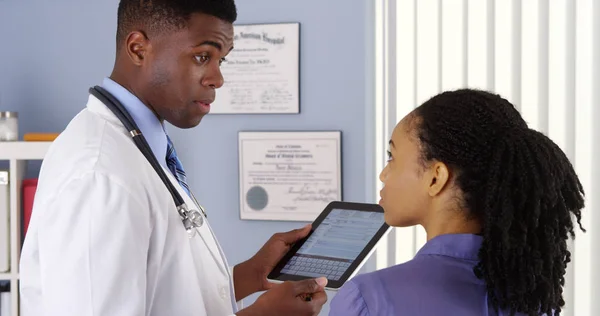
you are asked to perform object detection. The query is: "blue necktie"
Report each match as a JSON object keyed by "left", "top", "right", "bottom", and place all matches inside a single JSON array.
[{"left": 166, "top": 135, "right": 191, "bottom": 197}]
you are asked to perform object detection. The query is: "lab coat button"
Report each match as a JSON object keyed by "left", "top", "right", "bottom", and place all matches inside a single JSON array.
[{"left": 219, "top": 286, "right": 227, "bottom": 299}]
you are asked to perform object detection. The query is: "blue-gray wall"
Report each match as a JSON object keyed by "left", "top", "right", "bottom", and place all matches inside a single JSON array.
[{"left": 0, "top": 0, "right": 375, "bottom": 313}]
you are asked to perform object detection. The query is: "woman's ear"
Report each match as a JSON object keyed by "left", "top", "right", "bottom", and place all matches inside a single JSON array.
[{"left": 427, "top": 161, "right": 450, "bottom": 197}]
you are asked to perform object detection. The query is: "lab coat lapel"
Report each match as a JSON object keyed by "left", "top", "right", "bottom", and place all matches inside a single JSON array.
[
  {"left": 162, "top": 166, "right": 229, "bottom": 276},
  {"left": 87, "top": 94, "right": 231, "bottom": 278}
]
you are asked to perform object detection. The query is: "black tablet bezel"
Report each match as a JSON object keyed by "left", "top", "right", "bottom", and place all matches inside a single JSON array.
[{"left": 267, "top": 201, "right": 390, "bottom": 289}]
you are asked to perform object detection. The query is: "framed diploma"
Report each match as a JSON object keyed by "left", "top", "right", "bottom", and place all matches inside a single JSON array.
[
  {"left": 211, "top": 22, "right": 300, "bottom": 114},
  {"left": 238, "top": 131, "right": 342, "bottom": 221}
]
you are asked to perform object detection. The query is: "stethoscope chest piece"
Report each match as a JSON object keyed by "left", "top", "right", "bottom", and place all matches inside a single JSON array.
[{"left": 178, "top": 204, "right": 204, "bottom": 238}]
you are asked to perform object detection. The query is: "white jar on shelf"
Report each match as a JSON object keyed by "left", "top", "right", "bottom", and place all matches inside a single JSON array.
[{"left": 0, "top": 112, "right": 18, "bottom": 141}]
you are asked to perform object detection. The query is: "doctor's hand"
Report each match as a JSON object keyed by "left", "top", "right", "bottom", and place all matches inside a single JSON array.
[
  {"left": 236, "top": 277, "right": 328, "bottom": 316},
  {"left": 233, "top": 224, "right": 312, "bottom": 301}
]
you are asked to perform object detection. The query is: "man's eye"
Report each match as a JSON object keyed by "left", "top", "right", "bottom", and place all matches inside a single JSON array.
[
  {"left": 219, "top": 57, "right": 227, "bottom": 66},
  {"left": 386, "top": 150, "right": 393, "bottom": 161},
  {"left": 195, "top": 55, "right": 209, "bottom": 63}
]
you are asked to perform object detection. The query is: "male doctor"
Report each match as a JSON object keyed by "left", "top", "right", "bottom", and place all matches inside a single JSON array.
[{"left": 19, "top": 0, "right": 328, "bottom": 315}]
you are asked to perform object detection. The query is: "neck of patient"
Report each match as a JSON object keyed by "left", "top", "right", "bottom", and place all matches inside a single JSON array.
[{"left": 422, "top": 210, "right": 482, "bottom": 242}]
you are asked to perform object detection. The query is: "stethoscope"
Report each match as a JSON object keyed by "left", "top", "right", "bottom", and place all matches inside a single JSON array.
[
  {"left": 90, "top": 86, "right": 241, "bottom": 311},
  {"left": 89, "top": 86, "right": 205, "bottom": 238}
]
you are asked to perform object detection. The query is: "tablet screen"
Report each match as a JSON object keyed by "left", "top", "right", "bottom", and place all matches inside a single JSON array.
[{"left": 279, "top": 208, "right": 386, "bottom": 282}]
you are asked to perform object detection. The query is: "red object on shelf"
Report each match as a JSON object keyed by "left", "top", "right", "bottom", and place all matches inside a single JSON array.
[{"left": 22, "top": 179, "right": 38, "bottom": 237}]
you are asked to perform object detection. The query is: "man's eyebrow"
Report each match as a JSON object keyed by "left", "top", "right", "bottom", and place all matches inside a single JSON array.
[
  {"left": 389, "top": 140, "right": 395, "bottom": 148},
  {"left": 194, "top": 40, "right": 222, "bottom": 50},
  {"left": 193, "top": 41, "right": 234, "bottom": 53}
]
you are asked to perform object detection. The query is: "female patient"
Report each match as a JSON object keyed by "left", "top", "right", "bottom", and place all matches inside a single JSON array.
[{"left": 330, "top": 89, "right": 585, "bottom": 316}]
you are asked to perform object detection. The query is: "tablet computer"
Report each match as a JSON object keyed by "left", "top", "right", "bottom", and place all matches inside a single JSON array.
[{"left": 267, "top": 201, "right": 391, "bottom": 290}]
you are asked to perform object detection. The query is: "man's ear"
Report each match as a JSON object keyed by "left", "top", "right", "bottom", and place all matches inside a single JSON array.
[
  {"left": 125, "top": 31, "right": 150, "bottom": 66},
  {"left": 427, "top": 161, "right": 450, "bottom": 197}
]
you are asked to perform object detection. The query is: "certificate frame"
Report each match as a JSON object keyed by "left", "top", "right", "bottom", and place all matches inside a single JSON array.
[
  {"left": 237, "top": 131, "right": 343, "bottom": 221},
  {"left": 210, "top": 22, "right": 301, "bottom": 114}
]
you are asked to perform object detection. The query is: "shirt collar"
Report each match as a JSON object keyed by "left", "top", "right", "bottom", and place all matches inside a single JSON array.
[
  {"left": 415, "top": 233, "right": 483, "bottom": 261},
  {"left": 100, "top": 77, "right": 168, "bottom": 168}
]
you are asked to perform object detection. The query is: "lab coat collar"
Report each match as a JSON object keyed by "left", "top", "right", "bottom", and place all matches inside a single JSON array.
[{"left": 100, "top": 77, "right": 169, "bottom": 170}]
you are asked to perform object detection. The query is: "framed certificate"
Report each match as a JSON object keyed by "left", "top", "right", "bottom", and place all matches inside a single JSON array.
[
  {"left": 238, "top": 131, "right": 342, "bottom": 221},
  {"left": 211, "top": 22, "right": 300, "bottom": 114}
]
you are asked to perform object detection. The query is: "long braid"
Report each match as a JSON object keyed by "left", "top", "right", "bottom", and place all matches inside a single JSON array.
[{"left": 413, "top": 89, "right": 585, "bottom": 315}]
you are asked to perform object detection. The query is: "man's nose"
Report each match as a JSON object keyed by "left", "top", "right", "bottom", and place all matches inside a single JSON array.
[{"left": 202, "top": 66, "right": 224, "bottom": 89}]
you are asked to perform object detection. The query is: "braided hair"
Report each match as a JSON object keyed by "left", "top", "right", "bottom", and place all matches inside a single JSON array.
[{"left": 412, "top": 89, "right": 585, "bottom": 316}]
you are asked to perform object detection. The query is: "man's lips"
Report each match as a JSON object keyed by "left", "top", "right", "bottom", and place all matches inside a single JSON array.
[
  {"left": 194, "top": 100, "right": 212, "bottom": 113},
  {"left": 195, "top": 99, "right": 213, "bottom": 106}
]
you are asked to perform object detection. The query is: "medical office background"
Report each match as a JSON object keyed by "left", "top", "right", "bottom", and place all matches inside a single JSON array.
[{"left": 0, "top": 0, "right": 599, "bottom": 315}]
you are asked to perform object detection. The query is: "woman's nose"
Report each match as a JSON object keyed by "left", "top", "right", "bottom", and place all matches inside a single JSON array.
[{"left": 379, "top": 165, "right": 388, "bottom": 182}]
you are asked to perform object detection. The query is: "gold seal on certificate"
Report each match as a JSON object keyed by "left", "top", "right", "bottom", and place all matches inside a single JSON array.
[{"left": 238, "top": 131, "right": 342, "bottom": 221}]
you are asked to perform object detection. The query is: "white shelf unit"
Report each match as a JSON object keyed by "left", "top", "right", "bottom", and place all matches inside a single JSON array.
[{"left": 0, "top": 141, "right": 52, "bottom": 316}]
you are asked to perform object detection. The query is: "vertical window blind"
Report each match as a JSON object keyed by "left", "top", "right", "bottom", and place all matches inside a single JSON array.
[{"left": 371, "top": 0, "right": 598, "bottom": 315}]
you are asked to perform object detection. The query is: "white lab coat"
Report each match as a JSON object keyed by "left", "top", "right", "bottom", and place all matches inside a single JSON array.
[{"left": 20, "top": 94, "right": 241, "bottom": 316}]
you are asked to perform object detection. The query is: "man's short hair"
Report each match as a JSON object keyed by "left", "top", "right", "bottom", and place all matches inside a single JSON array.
[{"left": 116, "top": 0, "right": 237, "bottom": 48}]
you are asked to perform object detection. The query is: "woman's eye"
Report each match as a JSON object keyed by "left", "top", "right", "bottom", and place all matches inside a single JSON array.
[{"left": 386, "top": 150, "right": 393, "bottom": 161}]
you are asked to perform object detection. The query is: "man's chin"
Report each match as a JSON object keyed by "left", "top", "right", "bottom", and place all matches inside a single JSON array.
[{"left": 167, "top": 115, "right": 204, "bottom": 129}]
